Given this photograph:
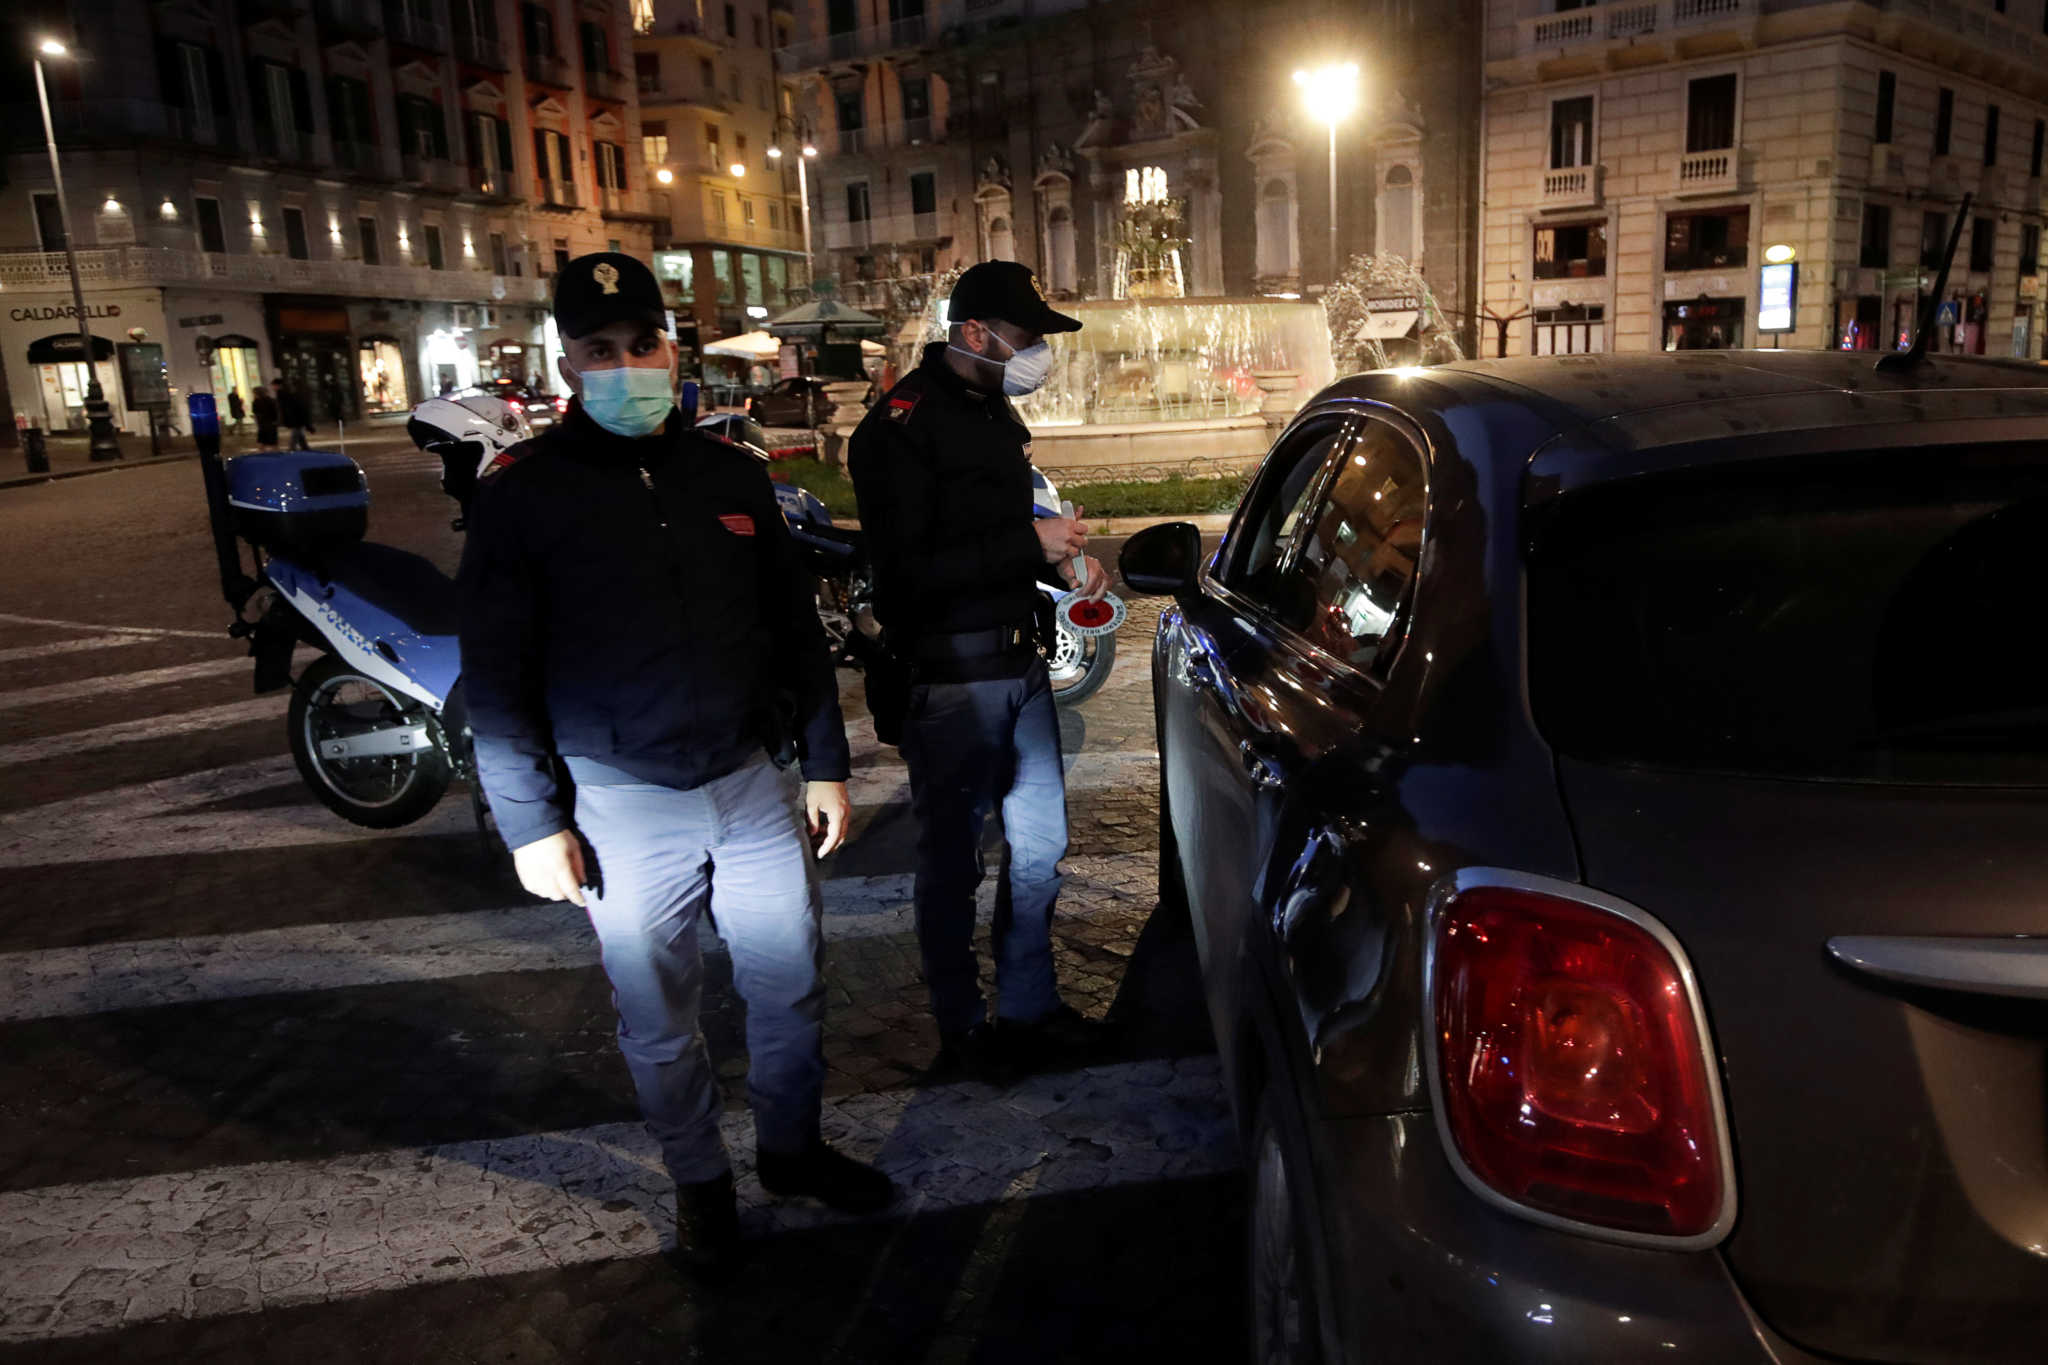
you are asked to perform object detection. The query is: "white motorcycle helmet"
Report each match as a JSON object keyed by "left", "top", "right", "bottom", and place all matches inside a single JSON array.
[{"left": 408, "top": 393, "right": 534, "bottom": 509}]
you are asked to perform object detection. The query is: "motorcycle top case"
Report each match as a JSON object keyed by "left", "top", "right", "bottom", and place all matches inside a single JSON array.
[{"left": 227, "top": 450, "right": 369, "bottom": 555}]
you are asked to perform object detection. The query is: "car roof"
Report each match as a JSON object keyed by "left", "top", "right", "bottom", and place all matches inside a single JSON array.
[{"left": 1312, "top": 352, "right": 2048, "bottom": 495}]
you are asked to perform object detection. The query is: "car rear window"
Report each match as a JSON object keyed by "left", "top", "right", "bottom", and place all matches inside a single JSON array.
[{"left": 1528, "top": 441, "right": 2048, "bottom": 784}]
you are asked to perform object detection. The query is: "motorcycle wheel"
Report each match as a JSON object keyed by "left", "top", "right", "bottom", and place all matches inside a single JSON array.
[
  {"left": 1047, "top": 622, "right": 1116, "bottom": 707},
  {"left": 287, "top": 653, "right": 452, "bottom": 828}
]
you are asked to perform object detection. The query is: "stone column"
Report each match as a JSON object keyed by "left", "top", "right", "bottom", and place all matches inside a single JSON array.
[
  {"left": 817, "top": 379, "right": 872, "bottom": 468},
  {"left": 1251, "top": 369, "right": 1300, "bottom": 442}
]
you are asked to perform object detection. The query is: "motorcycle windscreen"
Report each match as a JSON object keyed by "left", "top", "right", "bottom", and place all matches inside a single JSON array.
[{"left": 1527, "top": 444, "right": 2048, "bottom": 1364}]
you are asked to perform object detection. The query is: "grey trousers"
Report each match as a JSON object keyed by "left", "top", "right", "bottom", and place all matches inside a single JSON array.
[{"left": 573, "top": 754, "right": 825, "bottom": 1184}]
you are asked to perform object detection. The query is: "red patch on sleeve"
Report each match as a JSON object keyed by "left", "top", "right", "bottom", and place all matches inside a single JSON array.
[
  {"left": 718, "top": 513, "right": 756, "bottom": 536},
  {"left": 885, "top": 393, "right": 920, "bottom": 423}
]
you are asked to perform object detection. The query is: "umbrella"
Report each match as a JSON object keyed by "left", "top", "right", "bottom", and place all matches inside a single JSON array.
[{"left": 702, "top": 330, "right": 781, "bottom": 360}]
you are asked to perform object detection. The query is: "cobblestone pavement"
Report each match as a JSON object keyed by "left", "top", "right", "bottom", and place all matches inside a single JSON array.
[{"left": 0, "top": 456, "right": 1238, "bottom": 1364}]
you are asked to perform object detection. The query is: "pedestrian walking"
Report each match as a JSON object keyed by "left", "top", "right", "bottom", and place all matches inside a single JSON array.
[
  {"left": 226, "top": 388, "right": 244, "bottom": 435},
  {"left": 276, "top": 379, "right": 312, "bottom": 450},
  {"left": 322, "top": 379, "right": 345, "bottom": 427},
  {"left": 847, "top": 261, "right": 1109, "bottom": 1081},
  {"left": 250, "top": 383, "right": 280, "bottom": 450},
  {"left": 458, "top": 252, "right": 893, "bottom": 1283}
]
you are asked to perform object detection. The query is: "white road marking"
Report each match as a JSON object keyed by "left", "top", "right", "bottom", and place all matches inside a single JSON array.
[
  {"left": 0, "top": 1057, "right": 1236, "bottom": 1343},
  {"left": 0, "top": 635, "right": 152, "bottom": 666},
  {"left": 0, "top": 750, "right": 1159, "bottom": 868},
  {"left": 0, "top": 853, "right": 1154, "bottom": 1022},
  {"left": 0, "top": 698, "right": 282, "bottom": 767},
  {"left": 0, "top": 657, "right": 249, "bottom": 712},
  {"left": 0, "top": 612, "right": 219, "bottom": 641}
]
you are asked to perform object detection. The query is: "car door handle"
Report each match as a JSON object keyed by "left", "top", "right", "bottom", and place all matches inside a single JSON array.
[{"left": 1240, "top": 739, "right": 1286, "bottom": 789}]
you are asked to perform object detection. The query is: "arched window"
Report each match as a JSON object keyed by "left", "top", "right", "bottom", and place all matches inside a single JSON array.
[
  {"left": 1256, "top": 178, "right": 1297, "bottom": 280},
  {"left": 988, "top": 215, "right": 1015, "bottom": 261},
  {"left": 1047, "top": 206, "right": 1076, "bottom": 292},
  {"left": 1377, "top": 163, "right": 1417, "bottom": 263}
]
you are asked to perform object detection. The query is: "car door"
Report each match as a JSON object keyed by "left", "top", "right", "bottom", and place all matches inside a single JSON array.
[{"left": 1169, "top": 410, "right": 1431, "bottom": 1088}]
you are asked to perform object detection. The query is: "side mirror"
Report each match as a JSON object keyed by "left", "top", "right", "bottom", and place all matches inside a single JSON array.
[{"left": 1119, "top": 520, "right": 1203, "bottom": 596}]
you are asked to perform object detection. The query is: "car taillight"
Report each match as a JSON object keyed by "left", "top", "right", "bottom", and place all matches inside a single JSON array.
[
  {"left": 1429, "top": 881, "right": 1730, "bottom": 1242},
  {"left": 553, "top": 397, "right": 567, "bottom": 413}
]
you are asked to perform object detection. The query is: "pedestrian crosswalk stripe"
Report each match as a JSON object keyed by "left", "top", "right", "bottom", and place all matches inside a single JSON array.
[
  {"left": 0, "top": 635, "right": 153, "bottom": 666},
  {"left": 0, "top": 749, "right": 1159, "bottom": 868},
  {"left": 0, "top": 853, "right": 1153, "bottom": 1022},
  {"left": 0, "top": 1057, "right": 1236, "bottom": 1344},
  {"left": 0, "top": 657, "right": 251, "bottom": 712},
  {"left": 0, "top": 612, "right": 223, "bottom": 641},
  {"left": 0, "top": 698, "right": 282, "bottom": 767}
]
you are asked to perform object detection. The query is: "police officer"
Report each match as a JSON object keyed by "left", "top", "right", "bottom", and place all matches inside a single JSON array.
[
  {"left": 848, "top": 261, "right": 1110, "bottom": 1078},
  {"left": 458, "top": 253, "right": 893, "bottom": 1282}
]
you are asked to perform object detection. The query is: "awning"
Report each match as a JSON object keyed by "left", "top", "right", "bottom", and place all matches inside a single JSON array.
[
  {"left": 1358, "top": 311, "right": 1420, "bottom": 341},
  {"left": 27, "top": 333, "right": 114, "bottom": 364},
  {"left": 702, "top": 330, "right": 781, "bottom": 360},
  {"left": 211, "top": 333, "right": 261, "bottom": 349}
]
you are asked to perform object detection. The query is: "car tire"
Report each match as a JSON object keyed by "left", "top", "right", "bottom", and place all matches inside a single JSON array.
[{"left": 1248, "top": 1081, "right": 1325, "bottom": 1365}]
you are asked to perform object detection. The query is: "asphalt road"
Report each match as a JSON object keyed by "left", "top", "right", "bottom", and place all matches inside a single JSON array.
[{"left": 0, "top": 447, "right": 1244, "bottom": 1364}]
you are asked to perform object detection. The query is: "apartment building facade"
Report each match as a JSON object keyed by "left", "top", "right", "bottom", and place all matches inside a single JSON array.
[
  {"left": 0, "top": 0, "right": 661, "bottom": 435},
  {"left": 777, "top": 0, "right": 1483, "bottom": 351},
  {"left": 633, "top": 0, "right": 810, "bottom": 339},
  {"left": 1481, "top": 0, "right": 2048, "bottom": 359}
]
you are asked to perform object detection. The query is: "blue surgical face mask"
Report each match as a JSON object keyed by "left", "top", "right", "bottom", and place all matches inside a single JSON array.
[
  {"left": 575, "top": 363, "right": 673, "bottom": 437},
  {"left": 949, "top": 327, "right": 1055, "bottom": 397}
]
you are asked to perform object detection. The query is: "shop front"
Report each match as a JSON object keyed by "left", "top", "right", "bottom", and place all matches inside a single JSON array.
[
  {"left": 24, "top": 333, "right": 124, "bottom": 434},
  {"left": 1662, "top": 296, "right": 1746, "bottom": 350},
  {"left": 270, "top": 301, "right": 357, "bottom": 427},
  {"left": 483, "top": 338, "right": 533, "bottom": 386},
  {"left": 358, "top": 335, "right": 413, "bottom": 413},
  {"left": 207, "top": 335, "right": 265, "bottom": 422}
]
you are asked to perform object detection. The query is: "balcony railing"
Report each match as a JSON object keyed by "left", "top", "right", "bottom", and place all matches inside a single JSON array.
[
  {"left": 315, "top": 0, "right": 381, "bottom": 37},
  {"left": 332, "top": 139, "right": 386, "bottom": 175},
  {"left": 253, "top": 124, "right": 315, "bottom": 164},
  {"left": 777, "top": 14, "right": 930, "bottom": 70},
  {"left": 386, "top": 9, "right": 447, "bottom": 49},
  {"left": 455, "top": 31, "right": 507, "bottom": 69},
  {"left": 401, "top": 154, "right": 459, "bottom": 189},
  {"left": 0, "top": 244, "right": 551, "bottom": 305},
  {"left": 1540, "top": 164, "right": 1601, "bottom": 210},
  {"left": 7, "top": 97, "right": 240, "bottom": 153},
  {"left": 600, "top": 186, "right": 653, "bottom": 216},
  {"left": 538, "top": 177, "right": 579, "bottom": 209},
  {"left": 469, "top": 166, "right": 517, "bottom": 198},
  {"left": 822, "top": 212, "right": 947, "bottom": 251},
  {"left": 1674, "top": 147, "right": 1740, "bottom": 195},
  {"left": 585, "top": 68, "right": 629, "bottom": 101},
  {"left": 526, "top": 51, "right": 572, "bottom": 87},
  {"left": 1518, "top": 0, "right": 1751, "bottom": 55},
  {"left": 837, "top": 127, "right": 867, "bottom": 156}
]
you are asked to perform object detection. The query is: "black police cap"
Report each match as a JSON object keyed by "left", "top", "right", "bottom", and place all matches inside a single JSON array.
[
  {"left": 948, "top": 261, "right": 1081, "bottom": 335},
  {"left": 552, "top": 252, "right": 668, "bottom": 340}
]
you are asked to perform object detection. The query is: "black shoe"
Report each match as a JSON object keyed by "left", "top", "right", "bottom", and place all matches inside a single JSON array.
[
  {"left": 757, "top": 1140, "right": 896, "bottom": 1214},
  {"left": 998, "top": 1003, "right": 1115, "bottom": 1072},
  {"left": 669, "top": 1170, "right": 742, "bottom": 1285},
  {"left": 931, "top": 1021, "right": 1020, "bottom": 1086}
]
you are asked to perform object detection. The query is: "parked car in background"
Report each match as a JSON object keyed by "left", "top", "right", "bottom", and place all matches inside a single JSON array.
[
  {"left": 748, "top": 376, "right": 871, "bottom": 428},
  {"left": 1118, "top": 351, "right": 2048, "bottom": 1364},
  {"left": 474, "top": 380, "right": 560, "bottom": 428}
]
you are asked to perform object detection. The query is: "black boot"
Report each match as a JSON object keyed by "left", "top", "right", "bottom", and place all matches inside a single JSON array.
[
  {"left": 930, "top": 1021, "right": 1020, "bottom": 1086},
  {"left": 757, "top": 1141, "right": 896, "bottom": 1214},
  {"left": 997, "top": 1003, "right": 1115, "bottom": 1073},
  {"left": 669, "top": 1170, "right": 742, "bottom": 1284}
]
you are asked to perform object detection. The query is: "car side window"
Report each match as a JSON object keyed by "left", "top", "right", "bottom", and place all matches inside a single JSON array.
[
  {"left": 1269, "top": 420, "right": 1427, "bottom": 668},
  {"left": 1228, "top": 420, "right": 1353, "bottom": 606}
]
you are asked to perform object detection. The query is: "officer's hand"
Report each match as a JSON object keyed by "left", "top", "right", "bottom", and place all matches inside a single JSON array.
[
  {"left": 1062, "top": 554, "right": 1109, "bottom": 601},
  {"left": 805, "top": 780, "right": 851, "bottom": 857},
  {"left": 513, "top": 829, "right": 588, "bottom": 907},
  {"left": 1035, "top": 505, "right": 1089, "bottom": 564}
]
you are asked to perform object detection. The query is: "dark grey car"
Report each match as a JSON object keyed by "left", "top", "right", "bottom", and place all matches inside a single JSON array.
[{"left": 1118, "top": 351, "right": 2048, "bottom": 1364}]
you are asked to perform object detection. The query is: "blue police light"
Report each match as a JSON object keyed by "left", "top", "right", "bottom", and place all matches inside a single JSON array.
[{"left": 188, "top": 393, "right": 219, "bottom": 436}]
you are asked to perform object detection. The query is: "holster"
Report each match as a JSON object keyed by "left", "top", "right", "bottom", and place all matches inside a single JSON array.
[{"left": 849, "top": 629, "right": 912, "bottom": 747}]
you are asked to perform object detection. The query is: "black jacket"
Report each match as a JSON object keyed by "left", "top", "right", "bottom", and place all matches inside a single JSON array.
[
  {"left": 847, "top": 343, "right": 1063, "bottom": 649},
  {"left": 251, "top": 391, "right": 279, "bottom": 425},
  {"left": 457, "top": 400, "right": 849, "bottom": 850},
  {"left": 278, "top": 388, "right": 312, "bottom": 428}
]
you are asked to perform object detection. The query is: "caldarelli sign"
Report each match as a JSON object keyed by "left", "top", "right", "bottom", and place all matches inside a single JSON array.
[{"left": 9, "top": 303, "right": 122, "bottom": 322}]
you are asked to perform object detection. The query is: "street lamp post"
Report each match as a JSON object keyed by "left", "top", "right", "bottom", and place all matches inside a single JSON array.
[
  {"left": 33, "top": 38, "right": 122, "bottom": 462},
  {"left": 1294, "top": 63, "right": 1361, "bottom": 290},
  {"left": 767, "top": 122, "right": 818, "bottom": 292}
]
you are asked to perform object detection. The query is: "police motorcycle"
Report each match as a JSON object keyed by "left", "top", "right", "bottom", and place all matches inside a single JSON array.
[{"left": 191, "top": 391, "right": 532, "bottom": 831}]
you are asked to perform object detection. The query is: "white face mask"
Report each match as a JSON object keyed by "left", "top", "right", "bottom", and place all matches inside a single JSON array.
[{"left": 950, "top": 327, "right": 1055, "bottom": 397}]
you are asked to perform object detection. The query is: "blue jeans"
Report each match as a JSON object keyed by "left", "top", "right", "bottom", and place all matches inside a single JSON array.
[
  {"left": 901, "top": 658, "right": 1069, "bottom": 1038},
  {"left": 572, "top": 754, "right": 825, "bottom": 1184}
]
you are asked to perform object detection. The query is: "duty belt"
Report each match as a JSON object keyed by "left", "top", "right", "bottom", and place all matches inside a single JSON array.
[{"left": 909, "top": 621, "right": 1036, "bottom": 660}]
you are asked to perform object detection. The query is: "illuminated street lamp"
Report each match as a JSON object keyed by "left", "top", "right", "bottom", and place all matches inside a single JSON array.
[
  {"left": 1294, "top": 62, "right": 1361, "bottom": 287},
  {"left": 768, "top": 120, "right": 819, "bottom": 286},
  {"left": 32, "top": 37, "right": 122, "bottom": 461}
]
